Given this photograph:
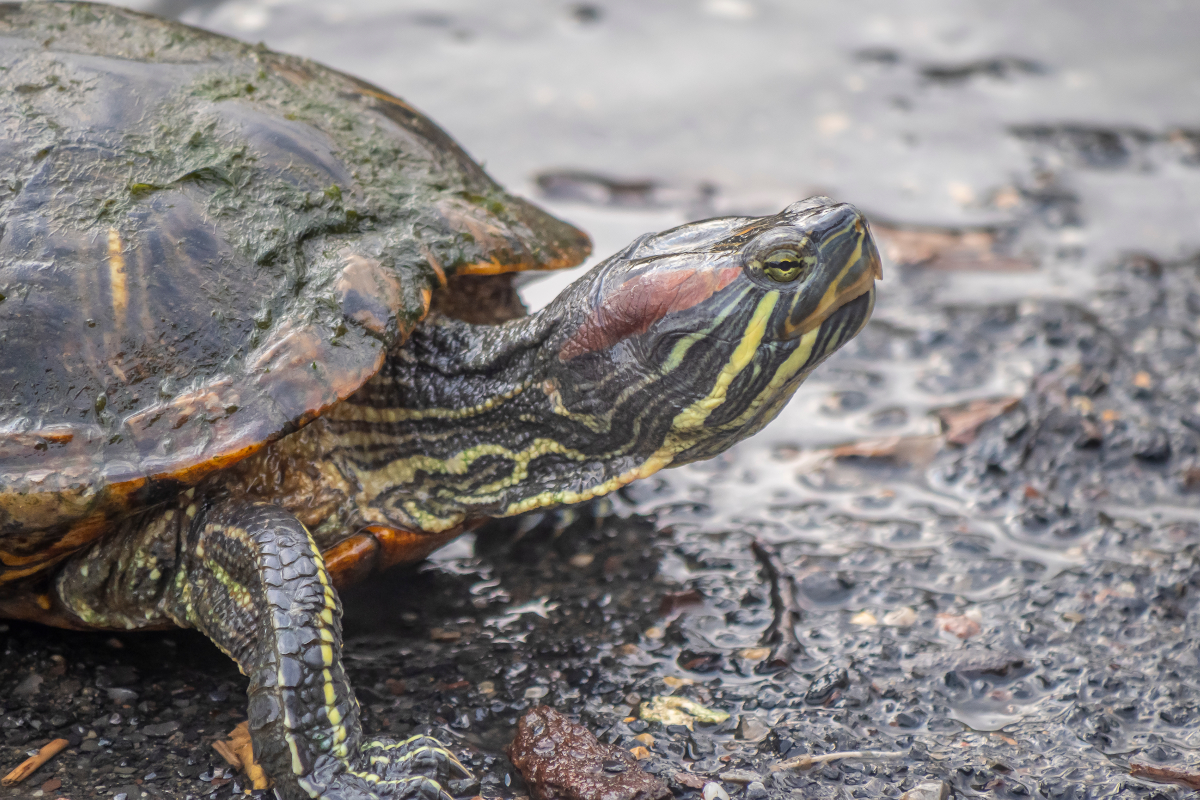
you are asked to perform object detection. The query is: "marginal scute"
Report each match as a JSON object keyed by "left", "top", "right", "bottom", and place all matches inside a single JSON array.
[{"left": 335, "top": 254, "right": 403, "bottom": 336}]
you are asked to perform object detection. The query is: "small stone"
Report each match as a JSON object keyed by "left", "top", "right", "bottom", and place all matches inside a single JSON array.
[
  {"left": 737, "top": 648, "right": 771, "bottom": 662},
  {"left": 703, "top": 782, "right": 730, "bottom": 800},
  {"left": 477, "top": 681, "right": 495, "bottom": 695},
  {"left": 142, "top": 721, "right": 180, "bottom": 738},
  {"left": 902, "top": 781, "right": 949, "bottom": 800},
  {"left": 662, "top": 676, "right": 694, "bottom": 689},
  {"left": 850, "top": 611, "right": 878, "bottom": 626},
  {"left": 634, "top": 733, "right": 655, "bottom": 747},
  {"left": 936, "top": 612, "right": 981, "bottom": 639},
  {"left": 882, "top": 607, "right": 917, "bottom": 627},
  {"left": 644, "top": 627, "right": 665, "bottom": 640},
  {"left": 524, "top": 686, "right": 549, "bottom": 700},
  {"left": 718, "top": 769, "right": 759, "bottom": 784},
  {"left": 744, "top": 781, "right": 768, "bottom": 800},
  {"left": 629, "top": 746, "right": 651, "bottom": 760},
  {"left": 735, "top": 717, "right": 769, "bottom": 743},
  {"left": 41, "top": 778, "right": 61, "bottom": 792},
  {"left": 569, "top": 553, "right": 595, "bottom": 567},
  {"left": 107, "top": 688, "right": 139, "bottom": 704},
  {"left": 13, "top": 674, "right": 44, "bottom": 699}
]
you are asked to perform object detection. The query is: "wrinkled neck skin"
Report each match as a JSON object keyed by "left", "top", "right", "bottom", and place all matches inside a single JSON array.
[{"left": 328, "top": 200, "right": 878, "bottom": 533}]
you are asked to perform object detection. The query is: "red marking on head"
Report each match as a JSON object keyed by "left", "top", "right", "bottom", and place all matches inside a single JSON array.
[{"left": 559, "top": 265, "right": 742, "bottom": 361}]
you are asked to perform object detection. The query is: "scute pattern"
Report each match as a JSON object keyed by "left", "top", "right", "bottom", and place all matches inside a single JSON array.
[{"left": 0, "top": 2, "right": 589, "bottom": 550}]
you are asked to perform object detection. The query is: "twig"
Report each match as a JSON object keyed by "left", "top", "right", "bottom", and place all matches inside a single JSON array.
[
  {"left": 229, "top": 721, "right": 270, "bottom": 790},
  {"left": 212, "top": 739, "right": 243, "bottom": 770},
  {"left": 1130, "top": 762, "right": 1200, "bottom": 791},
  {"left": 770, "top": 749, "right": 907, "bottom": 772},
  {"left": 2, "top": 738, "right": 69, "bottom": 785},
  {"left": 751, "top": 539, "right": 804, "bottom": 665}
]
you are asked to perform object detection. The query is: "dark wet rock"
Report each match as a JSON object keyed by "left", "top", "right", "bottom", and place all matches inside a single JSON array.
[
  {"left": 743, "top": 781, "right": 768, "bottom": 800},
  {"left": 804, "top": 667, "right": 849, "bottom": 705},
  {"left": 909, "top": 649, "right": 1024, "bottom": 677},
  {"left": 507, "top": 706, "right": 670, "bottom": 800},
  {"left": 141, "top": 721, "right": 180, "bottom": 738},
  {"left": 921, "top": 56, "right": 1045, "bottom": 84},
  {"left": 11, "top": 674, "right": 42, "bottom": 699},
  {"left": 106, "top": 688, "right": 138, "bottom": 704},
  {"left": 733, "top": 717, "right": 768, "bottom": 743},
  {"left": 568, "top": 4, "right": 601, "bottom": 24}
]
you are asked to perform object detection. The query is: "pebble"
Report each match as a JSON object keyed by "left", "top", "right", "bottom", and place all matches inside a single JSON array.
[
  {"left": 935, "top": 612, "right": 981, "bottom": 639},
  {"left": 703, "top": 782, "right": 731, "bottom": 800},
  {"left": 107, "top": 688, "right": 139, "bottom": 703},
  {"left": 718, "top": 769, "right": 759, "bottom": 784},
  {"left": 902, "top": 781, "right": 949, "bottom": 800},
  {"left": 744, "top": 781, "right": 768, "bottom": 800},
  {"left": 850, "top": 611, "right": 877, "bottom": 626},
  {"left": 735, "top": 717, "right": 769, "bottom": 742},
  {"left": 737, "top": 647, "right": 771, "bottom": 661},
  {"left": 882, "top": 606, "right": 918, "bottom": 627},
  {"left": 142, "top": 720, "right": 181, "bottom": 737}
]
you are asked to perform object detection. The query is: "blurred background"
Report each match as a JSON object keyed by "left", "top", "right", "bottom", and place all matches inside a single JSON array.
[{"left": 112, "top": 0, "right": 1200, "bottom": 308}]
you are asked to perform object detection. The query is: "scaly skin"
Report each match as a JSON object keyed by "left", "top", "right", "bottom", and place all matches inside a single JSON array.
[
  {"left": 50, "top": 198, "right": 881, "bottom": 799},
  {"left": 57, "top": 500, "right": 467, "bottom": 800}
]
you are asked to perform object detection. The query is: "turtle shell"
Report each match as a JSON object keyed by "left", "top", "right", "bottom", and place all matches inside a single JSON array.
[{"left": 0, "top": 2, "right": 590, "bottom": 572}]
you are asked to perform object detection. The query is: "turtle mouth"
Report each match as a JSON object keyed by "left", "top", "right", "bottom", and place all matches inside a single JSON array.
[
  {"left": 812, "top": 284, "right": 875, "bottom": 354},
  {"left": 782, "top": 219, "right": 882, "bottom": 340}
]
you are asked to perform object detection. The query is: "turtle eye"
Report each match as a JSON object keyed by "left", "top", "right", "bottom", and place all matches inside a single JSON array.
[{"left": 760, "top": 248, "right": 814, "bottom": 283}]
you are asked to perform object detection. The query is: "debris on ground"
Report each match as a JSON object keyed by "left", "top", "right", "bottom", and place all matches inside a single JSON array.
[
  {"left": 769, "top": 749, "right": 907, "bottom": 773},
  {"left": 935, "top": 397, "right": 1021, "bottom": 445},
  {"left": 212, "top": 722, "right": 269, "bottom": 790},
  {"left": 1129, "top": 762, "right": 1200, "bottom": 791},
  {"left": 1, "top": 738, "right": 68, "bottom": 786},
  {"left": 637, "top": 697, "right": 729, "bottom": 730},
  {"left": 750, "top": 540, "right": 804, "bottom": 665},
  {"left": 900, "top": 781, "right": 950, "bottom": 800},
  {"left": 506, "top": 706, "right": 671, "bottom": 800},
  {"left": 873, "top": 225, "right": 1034, "bottom": 273}
]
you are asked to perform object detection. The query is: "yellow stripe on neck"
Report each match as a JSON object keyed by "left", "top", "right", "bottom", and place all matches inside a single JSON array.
[{"left": 498, "top": 291, "right": 782, "bottom": 521}]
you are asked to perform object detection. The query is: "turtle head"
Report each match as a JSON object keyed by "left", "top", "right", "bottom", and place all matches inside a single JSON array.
[
  {"left": 540, "top": 196, "right": 881, "bottom": 467},
  {"left": 358, "top": 197, "right": 879, "bottom": 531}
]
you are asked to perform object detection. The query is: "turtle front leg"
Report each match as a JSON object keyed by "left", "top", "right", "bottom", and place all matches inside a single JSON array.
[{"left": 54, "top": 499, "right": 467, "bottom": 800}]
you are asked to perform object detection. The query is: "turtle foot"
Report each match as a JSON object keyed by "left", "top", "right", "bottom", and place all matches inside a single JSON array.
[{"left": 311, "top": 735, "right": 471, "bottom": 800}]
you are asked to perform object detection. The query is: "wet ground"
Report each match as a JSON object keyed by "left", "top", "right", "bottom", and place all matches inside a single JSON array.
[{"left": 5, "top": 1, "right": 1200, "bottom": 799}]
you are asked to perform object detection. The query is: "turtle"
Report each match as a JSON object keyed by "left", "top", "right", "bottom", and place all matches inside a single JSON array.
[{"left": 0, "top": 3, "right": 882, "bottom": 799}]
